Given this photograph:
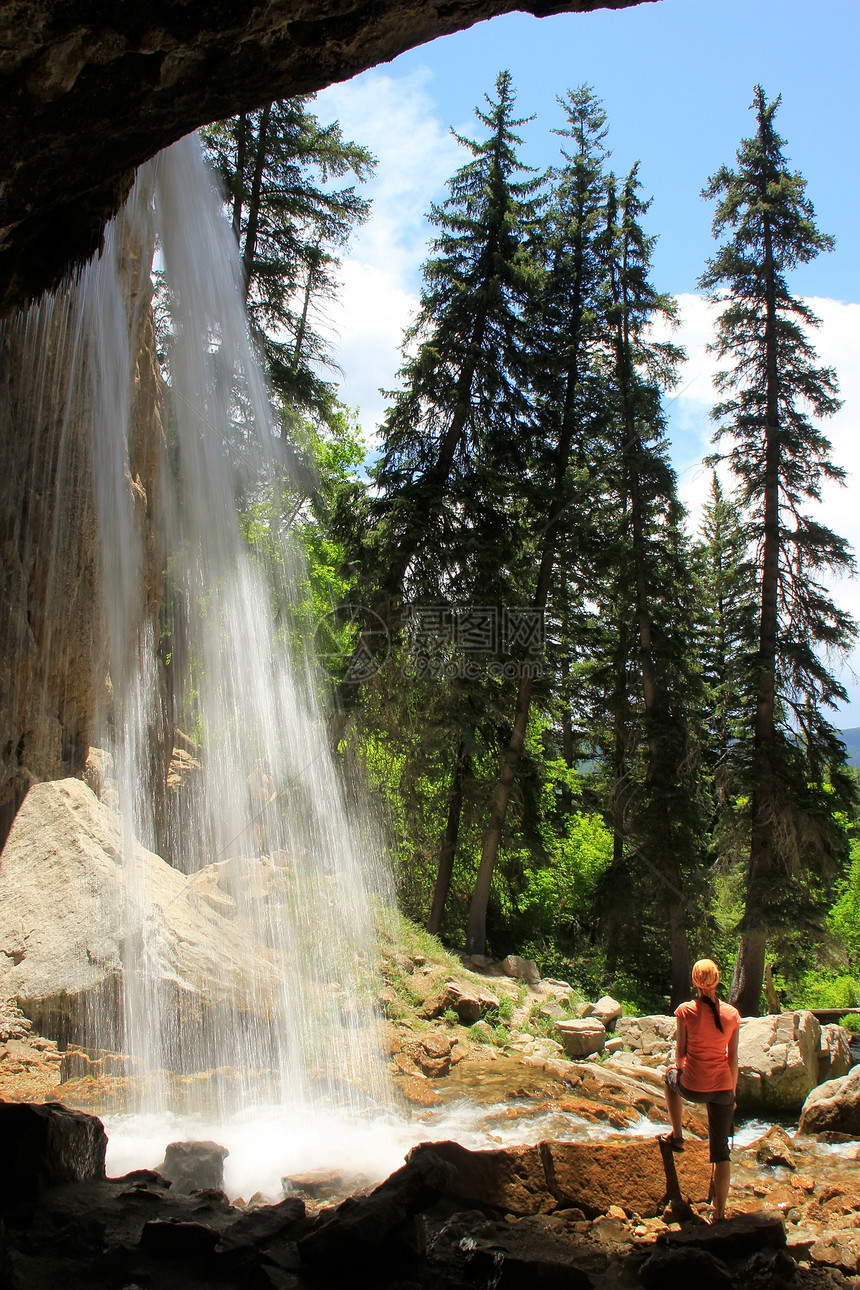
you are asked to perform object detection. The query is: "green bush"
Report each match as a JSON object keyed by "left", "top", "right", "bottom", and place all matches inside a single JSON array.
[
  {"left": 785, "top": 970, "right": 860, "bottom": 1010},
  {"left": 838, "top": 1012, "right": 860, "bottom": 1033}
]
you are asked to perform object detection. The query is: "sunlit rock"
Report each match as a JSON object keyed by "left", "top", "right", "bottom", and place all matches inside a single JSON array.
[
  {"left": 556, "top": 1019, "right": 606, "bottom": 1059},
  {"left": 497, "top": 954, "right": 541, "bottom": 985},
  {"left": 800, "top": 1066, "right": 860, "bottom": 1136},
  {"left": 737, "top": 1011, "right": 821, "bottom": 1113},
  {"left": 818, "top": 1023, "right": 852, "bottom": 1084},
  {"left": 0, "top": 778, "right": 287, "bottom": 1048}
]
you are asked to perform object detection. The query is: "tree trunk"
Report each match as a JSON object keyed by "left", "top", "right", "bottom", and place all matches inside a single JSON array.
[
  {"left": 466, "top": 670, "right": 535, "bottom": 954},
  {"left": 428, "top": 736, "right": 470, "bottom": 936},
  {"left": 231, "top": 113, "right": 247, "bottom": 245},
  {"left": 330, "top": 305, "right": 490, "bottom": 747},
  {"left": 612, "top": 227, "right": 691, "bottom": 1005},
  {"left": 465, "top": 226, "right": 586, "bottom": 955},
  {"left": 292, "top": 241, "right": 321, "bottom": 370},
  {"left": 241, "top": 103, "right": 272, "bottom": 298},
  {"left": 730, "top": 214, "right": 780, "bottom": 1017}
]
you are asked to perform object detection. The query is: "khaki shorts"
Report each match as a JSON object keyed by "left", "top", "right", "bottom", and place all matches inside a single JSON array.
[{"left": 663, "top": 1065, "right": 734, "bottom": 1163}]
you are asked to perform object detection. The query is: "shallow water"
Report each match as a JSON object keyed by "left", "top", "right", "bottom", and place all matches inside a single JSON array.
[{"left": 103, "top": 1097, "right": 659, "bottom": 1203}]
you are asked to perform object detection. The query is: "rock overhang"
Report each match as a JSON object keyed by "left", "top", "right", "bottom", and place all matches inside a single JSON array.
[{"left": 0, "top": 0, "right": 657, "bottom": 314}]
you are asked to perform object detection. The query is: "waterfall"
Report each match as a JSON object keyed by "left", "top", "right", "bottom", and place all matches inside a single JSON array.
[{"left": 2, "top": 132, "right": 393, "bottom": 1126}]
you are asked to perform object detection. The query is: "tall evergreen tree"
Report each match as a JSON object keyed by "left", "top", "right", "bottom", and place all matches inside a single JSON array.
[
  {"left": 465, "top": 85, "right": 608, "bottom": 955},
  {"left": 202, "top": 99, "right": 373, "bottom": 423},
  {"left": 693, "top": 473, "right": 755, "bottom": 822},
  {"left": 333, "top": 70, "right": 542, "bottom": 736},
  {"left": 593, "top": 168, "right": 704, "bottom": 1007},
  {"left": 701, "top": 86, "right": 856, "bottom": 1015}
]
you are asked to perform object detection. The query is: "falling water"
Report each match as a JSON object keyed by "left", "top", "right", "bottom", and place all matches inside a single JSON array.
[{"left": 2, "top": 133, "right": 394, "bottom": 1131}]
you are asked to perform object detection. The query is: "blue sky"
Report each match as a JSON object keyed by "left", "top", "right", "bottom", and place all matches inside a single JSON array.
[{"left": 313, "top": 0, "right": 860, "bottom": 722}]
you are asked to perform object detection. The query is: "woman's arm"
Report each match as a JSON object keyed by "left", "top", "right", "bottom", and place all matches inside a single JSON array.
[
  {"left": 728, "top": 1026, "right": 739, "bottom": 1095},
  {"left": 674, "top": 1015, "right": 687, "bottom": 1070}
]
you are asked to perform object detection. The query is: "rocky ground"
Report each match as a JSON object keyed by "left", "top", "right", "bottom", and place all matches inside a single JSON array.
[{"left": 3, "top": 930, "right": 860, "bottom": 1287}]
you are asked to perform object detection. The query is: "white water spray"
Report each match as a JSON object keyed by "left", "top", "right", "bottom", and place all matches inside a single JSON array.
[{"left": 4, "top": 133, "right": 394, "bottom": 1133}]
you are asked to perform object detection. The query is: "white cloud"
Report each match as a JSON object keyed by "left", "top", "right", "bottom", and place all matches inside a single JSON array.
[{"left": 313, "top": 67, "right": 464, "bottom": 432}]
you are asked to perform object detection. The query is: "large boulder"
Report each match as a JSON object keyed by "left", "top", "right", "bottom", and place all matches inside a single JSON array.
[
  {"left": 799, "top": 1065, "right": 860, "bottom": 1136},
  {"left": 0, "top": 778, "right": 286, "bottom": 1048},
  {"left": 615, "top": 1014, "right": 675, "bottom": 1063},
  {"left": 818, "top": 1023, "right": 852, "bottom": 1084},
  {"left": 590, "top": 995, "right": 623, "bottom": 1028},
  {"left": 0, "top": 1102, "right": 107, "bottom": 1209},
  {"left": 497, "top": 955, "right": 541, "bottom": 986},
  {"left": 408, "top": 1136, "right": 713, "bottom": 1219},
  {"left": 736, "top": 1011, "right": 821, "bottom": 1113},
  {"left": 158, "top": 1140, "right": 229, "bottom": 1194},
  {"left": 556, "top": 1019, "right": 606, "bottom": 1058}
]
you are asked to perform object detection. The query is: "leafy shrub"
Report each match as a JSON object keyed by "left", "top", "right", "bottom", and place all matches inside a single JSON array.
[
  {"left": 785, "top": 970, "right": 860, "bottom": 1010},
  {"left": 838, "top": 1012, "right": 860, "bottom": 1033}
]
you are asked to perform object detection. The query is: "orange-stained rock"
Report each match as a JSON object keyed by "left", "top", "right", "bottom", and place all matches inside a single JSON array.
[
  {"left": 393, "top": 1075, "right": 442, "bottom": 1107},
  {"left": 542, "top": 1137, "right": 712, "bottom": 1217},
  {"left": 408, "top": 1134, "right": 713, "bottom": 1219}
]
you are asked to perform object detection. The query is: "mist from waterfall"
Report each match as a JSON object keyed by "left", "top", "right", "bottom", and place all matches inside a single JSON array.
[{"left": 5, "top": 132, "right": 394, "bottom": 1123}]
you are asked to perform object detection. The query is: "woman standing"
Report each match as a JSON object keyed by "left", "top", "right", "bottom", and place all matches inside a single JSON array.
[{"left": 661, "top": 958, "right": 741, "bottom": 1221}]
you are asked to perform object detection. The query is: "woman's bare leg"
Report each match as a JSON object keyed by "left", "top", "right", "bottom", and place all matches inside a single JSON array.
[
  {"left": 663, "top": 1081, "right": 683, "bottom": 1142},
  {"left": 713, "top": 1161, "right": 730, "bottom": 1220}
]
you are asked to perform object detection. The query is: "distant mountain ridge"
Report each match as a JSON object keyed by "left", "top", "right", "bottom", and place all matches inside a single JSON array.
[{"left": 841, "top": 728, "right": 860, "bottom": 768}]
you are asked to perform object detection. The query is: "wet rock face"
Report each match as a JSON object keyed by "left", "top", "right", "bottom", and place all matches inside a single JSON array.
[
  {"left": 0, "top": 276, "right": 166, "bottom": 846},
  {"left": 0, "top": 0, "right": 651, "bottom": 314}
]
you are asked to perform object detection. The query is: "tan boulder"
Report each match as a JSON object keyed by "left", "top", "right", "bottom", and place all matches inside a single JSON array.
[
  {"left": 556, "top": 1019, "right": 606, "bottom": 1059},
  {"left": 497, "top": 955, "right": 541, "bottom": 985},
  {"left": 423, "top": 980, "right": 482, "bottom": 1024},
  {"left": 737, "top": 1011, "right": 821, "bottom": 1112},
  {"left": 406, "top": 1031, "right": 453, "bottom": 1077},
  {"left": 591, "top": 995, "right": 623, "bottom": 1027},
  {"left": 799, "top": 1066, "right": 860, "bottom": 1136},
  {"left": 0, "top": 778, "right": 286, "bottom": 1046},
  {"left": 818, "top": 1023, "right": 852, "bottom": 1083}
]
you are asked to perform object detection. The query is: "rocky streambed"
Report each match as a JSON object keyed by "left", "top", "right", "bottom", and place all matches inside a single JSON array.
[{"left": 4, "top": 970, "right": 860, "bottom": 1288}]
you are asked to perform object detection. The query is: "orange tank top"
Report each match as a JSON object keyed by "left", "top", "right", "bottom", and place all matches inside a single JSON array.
[{"left": 675, "top": 998, "right": 740, "bottom": 1093}]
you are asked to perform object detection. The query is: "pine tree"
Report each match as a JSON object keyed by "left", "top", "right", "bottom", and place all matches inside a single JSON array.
[
  {"left": 465, "top": 85, "right": 608, "bottom": 955},
  {"left": 700, "top": 86, "right": 856, "bottom": 1015},
  {"left": 591, "top": 167, "right": 705, "bottom": 1007},
  {"left": 693, "top": 473, "right": 754, "bottom": 817},
  {"left": 202, "top": 98, "right": 373, "bottom": 423},
  {"left": 332, "top": 70, "right": 542, "bottom": 738}
]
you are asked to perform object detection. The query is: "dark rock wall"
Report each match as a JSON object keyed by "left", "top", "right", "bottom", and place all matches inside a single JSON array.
[{"left": 0, "top": 0, "right": 654, "bottom": 314}]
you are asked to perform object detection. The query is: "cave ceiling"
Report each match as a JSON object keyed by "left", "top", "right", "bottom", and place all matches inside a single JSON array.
[{"left": 0, "top": 0, "right": 660, "bottom": 314}]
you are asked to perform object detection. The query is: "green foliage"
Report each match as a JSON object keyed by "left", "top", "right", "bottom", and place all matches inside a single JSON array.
[
  {"left": 839, "top": 1013, "right": 860, "bottom": 1034},
  {"left": 828, "top": 842, "right": 860, "bottom": 974},
  {"left": 496, "top": 995, "right": 514, "bottom": 1021},
  {"left": 202, "top": 98, "right": 373, "bottom": 422},
  {"left": 784, "top": 972, "right": 860, "bottom": 1010}
]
